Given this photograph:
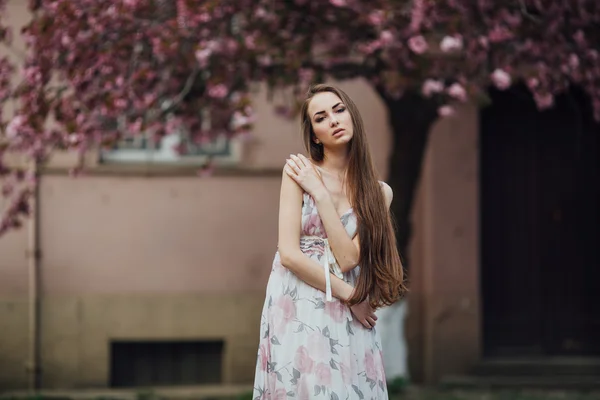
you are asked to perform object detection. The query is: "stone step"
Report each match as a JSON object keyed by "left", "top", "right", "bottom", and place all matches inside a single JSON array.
[
  {"left": 470, "top": 357, "right": 600, "bottom": 376},
  {"left": 441, "top": 374, "right": 600, "bottom": 390}
]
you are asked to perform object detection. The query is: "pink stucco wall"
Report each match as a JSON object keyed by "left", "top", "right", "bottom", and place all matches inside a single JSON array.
[{"left": 0, "top": 79, "right": 392, "bottom": 296}]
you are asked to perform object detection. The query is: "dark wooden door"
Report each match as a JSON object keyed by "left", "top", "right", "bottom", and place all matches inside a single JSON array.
[{"left": 480, "top": 85, "right": 600, "bottom": 357}]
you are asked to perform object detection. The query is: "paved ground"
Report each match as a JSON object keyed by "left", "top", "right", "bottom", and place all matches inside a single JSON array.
[{"left": 2, "top": 386, "right": 600, "bottom": 400}]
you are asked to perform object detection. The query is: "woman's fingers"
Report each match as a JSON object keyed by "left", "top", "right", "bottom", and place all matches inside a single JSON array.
[
  {"left": 296, "top": 153, "right": 310, "bottom": 168},
  {"left": 286, "top": 158, "right": 300, "bottom": 173},
  {"left": 284, "top": 164, "right": 298, "bottom": 181},
  {"left": 366, "top": 316, "right": 377, "bottom": 328}
]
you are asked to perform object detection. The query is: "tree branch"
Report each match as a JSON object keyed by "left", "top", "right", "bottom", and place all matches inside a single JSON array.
[
  {"left": 156, "top": 66, "right": 200, "bottom": 119},
  {"left": 518, "top": 0, "right": 541, "bottom": 23}
]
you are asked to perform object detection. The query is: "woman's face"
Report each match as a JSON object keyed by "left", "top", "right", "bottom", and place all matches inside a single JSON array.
[{"left": 307, "top": 92, "right": 354, "bottom": 149}]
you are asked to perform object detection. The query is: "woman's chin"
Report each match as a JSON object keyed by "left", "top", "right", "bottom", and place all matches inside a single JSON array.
[{"left": 328, "top": 135, "right": 352, "bottom": 147}]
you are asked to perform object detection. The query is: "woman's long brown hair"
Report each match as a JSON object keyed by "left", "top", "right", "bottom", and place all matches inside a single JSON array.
[{"left": 300, "top": 84, "right": 408, "bottom": 308}]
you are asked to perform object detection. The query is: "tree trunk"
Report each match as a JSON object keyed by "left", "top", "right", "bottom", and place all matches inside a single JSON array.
[{"left": 381, "top": 91, "right": 439, "bottom": 272}]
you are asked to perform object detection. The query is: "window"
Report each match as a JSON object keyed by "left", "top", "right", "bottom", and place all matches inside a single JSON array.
[
  {"left": 110, "top": 340, "right": 224, "bottom": 387},
  {"left": 100, "top": 132, "right": 242, "bottom": 166}
]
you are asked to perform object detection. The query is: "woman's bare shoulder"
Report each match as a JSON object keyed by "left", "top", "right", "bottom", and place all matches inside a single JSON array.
[{"left": 379, "top": 181, "right": 393, "bottom": 208}]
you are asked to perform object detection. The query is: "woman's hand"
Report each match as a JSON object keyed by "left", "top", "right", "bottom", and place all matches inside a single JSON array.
[
  {"left": 284, "top": 154, "right": 327, "bottom": 198},
  {"left": 350, "top": 299, "right": 378, "bottom": 329}
]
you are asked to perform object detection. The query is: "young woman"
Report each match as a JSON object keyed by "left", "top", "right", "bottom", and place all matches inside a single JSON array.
[{"left": 253, "top": 84, "right": 406, "bottom": 399}]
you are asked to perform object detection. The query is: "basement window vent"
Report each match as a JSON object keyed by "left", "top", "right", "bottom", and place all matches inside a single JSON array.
[{"left": 110, "top": 340, "right": 224, "bottom": 387}]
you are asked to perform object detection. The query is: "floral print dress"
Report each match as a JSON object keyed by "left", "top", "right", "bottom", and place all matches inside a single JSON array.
[{"left": 253, "top": 192, "right": 388, "bottom": 400}]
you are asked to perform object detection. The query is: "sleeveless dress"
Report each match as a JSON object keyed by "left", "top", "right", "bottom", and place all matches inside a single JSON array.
[{"left": 252, "top": 192, "right": 388, "bottom": 400}]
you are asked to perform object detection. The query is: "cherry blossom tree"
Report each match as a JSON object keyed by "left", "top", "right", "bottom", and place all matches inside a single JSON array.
[
  {"left": 0, "top": 0, "right": 258, "bottom": 233},
  {"left": 2, "top": 0, "right": 598, "bottom": 256}
]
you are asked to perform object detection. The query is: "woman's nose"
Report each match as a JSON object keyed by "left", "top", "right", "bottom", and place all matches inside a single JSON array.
[{"left": 330, "top": 114, "right": 339, "bottom": 126}]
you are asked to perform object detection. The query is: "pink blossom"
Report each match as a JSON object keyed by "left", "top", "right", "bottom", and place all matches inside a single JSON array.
[
  {"left": 257, "top": 54, "right": 272, "bottom": 66},
  {"left": 314, "top": 362, "right": 332, "bottom": 385},
  {"left": 231, "top": 111, "right": 250, "bottom": 130},
  {"left": 534, "top": 92, "right": 554, "bottom": 110},
  {"left": 380, "top": 30, "right": 393, "bottom": 45},
  {"left": 294, "top": 346, "right": 314, "bottom": 373},
  {"left": 368, "top": 10, "right": 385, "bottom": 26},
  {"left": 447, "top": 83, "right": 467, "bottom": 101},
  {"left": 574, "top": 30, "right": 586, "bottom": 46},
  {"left": 330, "top": 0, "right": 346, "bottom": 7},
  {"left": 527, "top": 77, "right": 539, "bottom": 89},
  {"left": 421, "top": 79, "right": 444, "bottom": 97},
  {"left": 254, "top": 7, "right": 267, "bottom": 18},
  {"left": 195, "top": 48, "right": 212, "bottom": 67},
  {"left": 114, "top": 98, "right": 127, "bottom": 109},
  {"left": 359, "top": 40, "right": 382, "bottom": 55},
  {"left": 122, "top": 0, "right": 139, "bottom": 7},
  {"left": 6, "top": 115, "right": 24, "bottom": 139},
  {"left": 479, "top": 36, "right": 489, "bottom": 48},
  {"left": 409, "top": 0, "right": 425, "bottom": 32},
  {"left": 488, "top": 25, "right": 514, "bottom": 43},
  {"left": 244, "top": 35, "right": 256, "bottom": 49},
  {"left": 208, "top": 83, "right": 228, "bottom": 99},
  {"left": 568, "top": 54, "right": 580, "bottom": 69},
  {"left": 408, "top": 35, "right": 428, "bottom": 54},
  {"left": 440, "top": 35, "right": 463, "bottom": 52},
  {"left": 491, "top": 68, "right": 511, "bottom": 90},
  {"left": 438, "top": 105, "right": 455, "bottom": 117}
]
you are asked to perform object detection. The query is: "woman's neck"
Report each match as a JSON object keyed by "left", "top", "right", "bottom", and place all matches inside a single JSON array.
[{"left": 319, "top": 147, "right": 349, "bottom": 175}]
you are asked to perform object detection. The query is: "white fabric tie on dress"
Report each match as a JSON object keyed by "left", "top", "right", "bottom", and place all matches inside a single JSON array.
[{"left": 303, "top": 236, "right": 343, "bottom": 302}]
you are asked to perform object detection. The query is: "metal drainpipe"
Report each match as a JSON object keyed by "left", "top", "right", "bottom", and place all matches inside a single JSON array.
[{"left": 26, "top": 160, "right": 42, "bottom": 390}]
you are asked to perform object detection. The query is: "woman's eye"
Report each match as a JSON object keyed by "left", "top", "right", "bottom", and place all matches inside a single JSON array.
[
  {"left": 336, "top": 107, "right": 346, "bottom": 113},
  {"left": 316, "top": 117, "right": 324, "bottom": 123}
]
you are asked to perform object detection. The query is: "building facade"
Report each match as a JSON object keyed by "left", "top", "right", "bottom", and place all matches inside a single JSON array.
[{"left": 2, "top": 0, "right": 598, "bottom": 391}]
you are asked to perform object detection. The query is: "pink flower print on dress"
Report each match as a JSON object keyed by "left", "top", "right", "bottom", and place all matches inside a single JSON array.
[
  {"left": 307, "top": 330, "right": 331, "bottom": 362},
  {"left": 272, "top": 388, "right": 287, "bottom": 400},
  {"left": 294, "top": 345, "right": 314, "bottom": 374},
  {"left": 296, "top": 375, "right": 311, "bottom": 400},
  {"left": 324, "top": 299, "right": 347, "bottom": 323},
  {"left": 339, "top": 355, "right": 353, "bottom": 384},
  {"left": 364, "top": 350, "right": 378, "bottom": 381},
  {"left": 272, "top": 295, "right": 296, "bottom": 335},
  {"left": 258, "top": 344, "right": 268, "bottom": 372},
  {"left": 304, "top": 212, "right": 322, "bottom": 236},
  {"left": 314, "top": 362, "right": 332, "bottom": 385}
]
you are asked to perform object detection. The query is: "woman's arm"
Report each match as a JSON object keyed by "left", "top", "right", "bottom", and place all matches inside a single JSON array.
[
  {"left": 277, "top": 168, "right": 354, "bottom": 302},
  {"left": 315, "top": 180, "right": 393, "bottom": 271},
  {"left": 286, "top": 154, "right": 359, "bottom": 272},
  {"left": 312, "top": 190, "right": 360, "bottom": 272}
]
